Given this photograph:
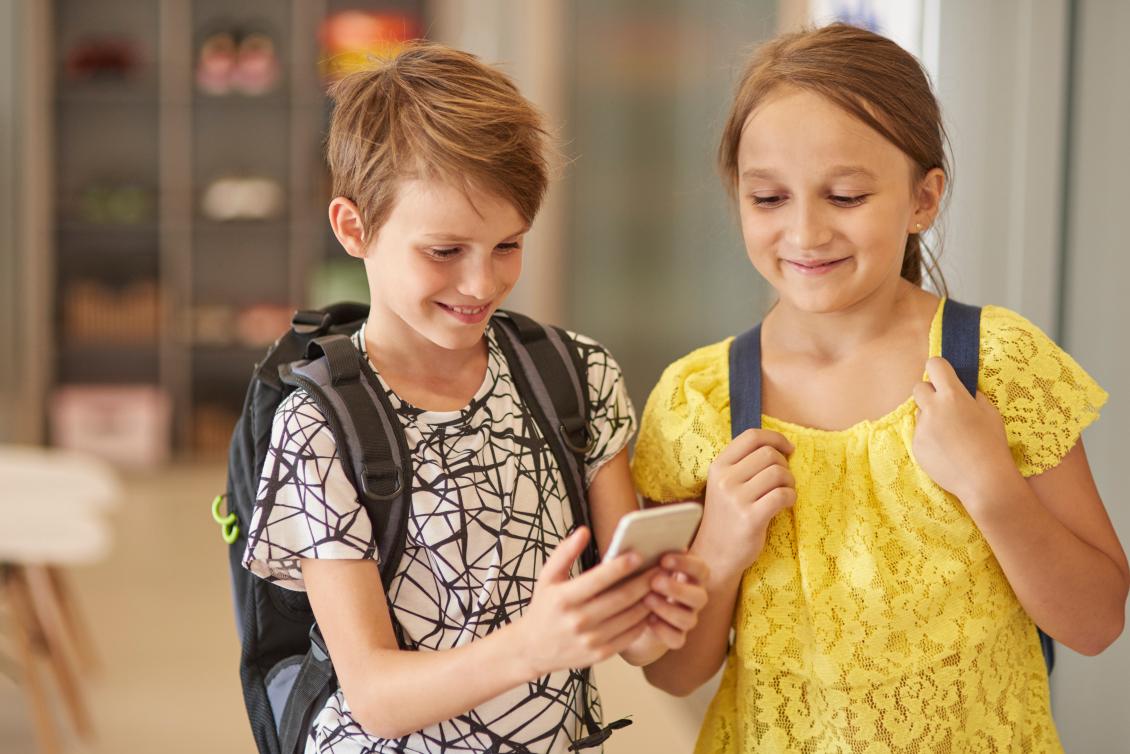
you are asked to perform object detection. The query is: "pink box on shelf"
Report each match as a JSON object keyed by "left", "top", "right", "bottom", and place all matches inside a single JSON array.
[{"left": 50, "top": 385, "right": 172, "bottom": 467}]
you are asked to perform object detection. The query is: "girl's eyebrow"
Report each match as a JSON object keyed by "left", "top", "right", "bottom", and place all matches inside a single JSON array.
[{"left": 740, "top": 165, "right": 878, "bottom": 182}]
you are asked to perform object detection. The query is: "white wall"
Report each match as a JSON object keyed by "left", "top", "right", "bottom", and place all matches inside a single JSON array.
[
  {"left": 1056, "top": 0, "right": 1130, "bottom": 746},
  {"left": 932, "top": 1, "right": 1130, "bottom": 747}
]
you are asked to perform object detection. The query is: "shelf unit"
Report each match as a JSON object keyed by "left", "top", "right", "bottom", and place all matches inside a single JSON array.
[{"left": 48, "top": 0, "right": 425, "bottom": 461}]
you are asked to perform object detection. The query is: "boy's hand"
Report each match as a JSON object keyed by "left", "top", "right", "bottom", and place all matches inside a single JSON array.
[
  {"left": 643, "top": 551, "right": 710, "bottom": 648},
  {"left": 697, "top": 428, "right": 796, "bottom": 580},
  {"left": 912, "top": 357, "right": 1018, "bottom": 508},
  {"left": 518, "top": 527, "right": 654, "bottom": 677}
]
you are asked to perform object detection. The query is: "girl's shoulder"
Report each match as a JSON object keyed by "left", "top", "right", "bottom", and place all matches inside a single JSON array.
[
  {"left": 976, "top": 304, "right": 1108, "bottom": 476},
  {"left": 649, "top": 338, "right": 735, "bottom": 416}
]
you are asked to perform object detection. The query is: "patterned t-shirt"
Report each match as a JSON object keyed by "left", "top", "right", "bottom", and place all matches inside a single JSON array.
[{"left": 244, "top": 323, "right": 637, "bottom": 754}]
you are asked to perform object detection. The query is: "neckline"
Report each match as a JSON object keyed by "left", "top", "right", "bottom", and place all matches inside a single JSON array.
[
  {"left": 755, "top": 296, "right": 946, "bottom": 438},
  {"left": 356, "top": 323, "right": 499, "bottom": 425}
]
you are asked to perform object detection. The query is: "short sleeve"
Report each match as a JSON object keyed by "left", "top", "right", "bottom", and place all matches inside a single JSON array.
[
  {"left": 980, "top": 305, "right": 1108, "bottom": 477},
  {"left": 242, "top": 389, "right": 377, "bottom": 591},
  {"left": 566, "top": 333, "right": 638, "bottom": 485},
  {"left": 630, "top": 340, "right": 733, "bottom": 502}
]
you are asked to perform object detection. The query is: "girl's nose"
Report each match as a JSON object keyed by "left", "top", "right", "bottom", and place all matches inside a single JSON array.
[{"left": 786, "top": 202, "right": 833, "bottom": 250}]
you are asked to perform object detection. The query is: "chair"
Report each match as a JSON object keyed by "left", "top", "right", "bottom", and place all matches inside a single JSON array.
[{"left": 0, "top": 445, "right": 119, "bottom": 754}]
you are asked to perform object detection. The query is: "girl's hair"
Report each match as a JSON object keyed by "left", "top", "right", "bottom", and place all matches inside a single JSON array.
[
  {"left": 719, "top": 23, "right": 949, "bottom": 293},
  {"left": 326, "top": 41, "right": 549, "bottom": 237}
]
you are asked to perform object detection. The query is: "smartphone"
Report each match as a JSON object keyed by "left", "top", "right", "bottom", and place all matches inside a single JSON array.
[{"left": 602, "top": 502, "right": 703, "bottom": 573}]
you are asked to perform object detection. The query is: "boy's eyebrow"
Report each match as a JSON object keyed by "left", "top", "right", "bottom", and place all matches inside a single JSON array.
[{"left": 420, "top": 225, "right": 530, "bottom": 243}]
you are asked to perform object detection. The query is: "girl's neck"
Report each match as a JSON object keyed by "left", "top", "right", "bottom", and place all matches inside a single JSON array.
[{"left": 764, "top": 280, "right": 937, "bottom": 362}]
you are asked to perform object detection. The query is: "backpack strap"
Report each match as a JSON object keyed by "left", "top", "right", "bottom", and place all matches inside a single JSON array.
[
  {"left": 938, "top": 300, "right": 1055, "bottom": 674},
  {"left": 489, "top": 310, "right": 633, "bottom": 749},
  {"left": 728, "top": 301, "right": 1055, "bottom": 675},
  {"left": 277, "top": 334, "right": 415, "bottom": 754},
  {"left": 490, "top": 311, "right": 599, "bottom": 572}
]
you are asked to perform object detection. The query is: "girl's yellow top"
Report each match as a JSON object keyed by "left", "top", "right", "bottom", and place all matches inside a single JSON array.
[{"left": 631, "top": 301, "right": 1107, "bottom": 754}]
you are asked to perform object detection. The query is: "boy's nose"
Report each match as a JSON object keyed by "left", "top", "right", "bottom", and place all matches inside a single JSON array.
[{"left": 458, "top": 254, "right": 500, "bottom": 300}]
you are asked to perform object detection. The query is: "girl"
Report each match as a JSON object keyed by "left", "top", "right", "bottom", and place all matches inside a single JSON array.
[
  {"left": 632, "top": 24, "right": 1128, "bottom": 753},
  {"left": 243, "top": 43, "right": 709, "bottom": 753}
]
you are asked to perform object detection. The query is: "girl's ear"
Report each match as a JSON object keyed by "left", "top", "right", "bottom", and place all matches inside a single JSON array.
[
  {"left": 328, "top": 197, "right": 369, "bottom": 258},
  {"left": 909, "top": 167, "right": 946, "bottom": 233}
]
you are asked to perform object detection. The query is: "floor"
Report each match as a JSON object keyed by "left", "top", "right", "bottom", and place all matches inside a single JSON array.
[{"left": 0, "top": 462, "right": 715, "bottom": 753}]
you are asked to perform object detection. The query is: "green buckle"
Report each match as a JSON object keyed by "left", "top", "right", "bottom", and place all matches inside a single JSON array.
[{"left": 211, "top": 494, "right": 240, "bottom": 545}]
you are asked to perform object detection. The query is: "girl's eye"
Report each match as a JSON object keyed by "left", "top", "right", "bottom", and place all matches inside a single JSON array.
[
  {"left": 495, "top": 242, "right": 521, "bottom": 254},
  {"left": 830, "top": 194, "right": 868, "bottom": 207},
  {"left": 751, "top": 195, "right": 785, "bottom": 208}
]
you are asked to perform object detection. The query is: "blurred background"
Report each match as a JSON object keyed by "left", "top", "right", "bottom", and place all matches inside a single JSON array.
[{"left": 0, "top": 0, "right": 1126, "bottom": 751}]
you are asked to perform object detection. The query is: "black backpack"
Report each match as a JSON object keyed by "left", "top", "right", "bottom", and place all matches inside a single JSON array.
[
  {"left": 212, "top": 302, "right": 624, "bottom": 753},
  {"left": 728, "top": 298, "right": 1055, "bottom": 674}
]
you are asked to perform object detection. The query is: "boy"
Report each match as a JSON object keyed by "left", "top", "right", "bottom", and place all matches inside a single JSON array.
[{"left": 243, "top": 42, "right": 709, "bottom": 752}]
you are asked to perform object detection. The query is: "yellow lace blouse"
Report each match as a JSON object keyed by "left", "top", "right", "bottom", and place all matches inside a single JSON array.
[{"left": 631, "top": 302, "right": 1108, "bottom": 754}]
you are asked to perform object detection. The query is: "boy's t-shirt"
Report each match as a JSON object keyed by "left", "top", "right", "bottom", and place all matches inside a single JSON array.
[{"left": 243, "top": 323, "right": 636, "bottom": 754}]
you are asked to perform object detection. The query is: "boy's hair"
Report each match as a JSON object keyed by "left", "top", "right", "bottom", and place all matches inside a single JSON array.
[
  {"left": 719, "top": 23, "right": 950, "bottom": 293},
  {"left": 327, "top": 41, "right": 549, "bottom": 237}
]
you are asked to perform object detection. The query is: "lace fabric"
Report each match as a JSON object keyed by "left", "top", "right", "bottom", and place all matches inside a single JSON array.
[{"left": 631, "top": 302, "right": 1107, "bottom": 753}]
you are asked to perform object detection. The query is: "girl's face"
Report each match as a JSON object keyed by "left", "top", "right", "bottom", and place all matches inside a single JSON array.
[{"left": 736, "top": 87, "right": 941, "bottom": 313}]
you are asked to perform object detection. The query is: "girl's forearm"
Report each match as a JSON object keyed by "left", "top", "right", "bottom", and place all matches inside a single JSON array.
[
  {"left": 967, "top": 473, "right": 1128, "bottom": 655},
  {"left": 350, "top": 621, "right": 535, "bottom": 739},
  {"left": 643, "top": 566, "right": 742, "bottom": 696}
]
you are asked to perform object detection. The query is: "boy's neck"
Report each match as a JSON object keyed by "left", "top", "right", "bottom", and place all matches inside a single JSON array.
[{"left": 362, "top": 311, "right": 490, "bottom": 409}]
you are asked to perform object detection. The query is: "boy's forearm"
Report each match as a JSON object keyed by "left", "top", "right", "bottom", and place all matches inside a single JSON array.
[
  {"left": 351, "top": 621, "right": 536, "bottom": 739},
  {"left": 966, "top": 472, "right": 1128, "bottom": 655},
  {"left": 642, "top": 569, "right": 741, "bottom": 696}
]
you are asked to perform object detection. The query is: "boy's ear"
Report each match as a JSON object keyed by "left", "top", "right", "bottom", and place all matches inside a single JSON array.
[
  {"left": 909, "top": 167, "right": 945, "bottom": 233},
  {"left": 328, "top": 197, "right": 369, "bottom": 258}
]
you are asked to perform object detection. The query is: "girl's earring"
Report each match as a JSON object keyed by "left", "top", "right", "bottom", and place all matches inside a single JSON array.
[{"left": 915, "top": 222, "right": 924, "bottom": 233}]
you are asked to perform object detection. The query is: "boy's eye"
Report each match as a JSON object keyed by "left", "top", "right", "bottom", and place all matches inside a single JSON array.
[
  {"left": 495, "top": 241, "right": 521, "bottom": 253},
  {"left": 428, "top": 247, "right": 461, "bottom": 259},
  {"left": 751, "top": 195, "right": 785, "bottom": 208},
  {"left": 830, "top": 194, "right": 868, "bottom": 207}
]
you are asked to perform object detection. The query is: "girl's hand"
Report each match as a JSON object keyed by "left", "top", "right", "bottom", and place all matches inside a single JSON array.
[
  {"left": 696, "top": 428, "right": 796, "bottom": 581},
  {"left": 518, "top": 527, "right": 654, "bottom": 677},
  {"left": 912, "top": 357, "right": 1017, "bottom": 506}
]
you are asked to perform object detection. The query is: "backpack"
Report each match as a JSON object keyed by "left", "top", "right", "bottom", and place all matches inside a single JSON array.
[
  {"left": 727, "top": 298, "right": 1055, "bottom": 674},
  {"left": 211, "top": 302, "right": 623, "bottom": 754}
]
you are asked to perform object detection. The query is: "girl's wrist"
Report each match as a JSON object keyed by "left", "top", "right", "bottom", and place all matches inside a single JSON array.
[{"left": 958, "top": 462, "right": 1028, "bottom": 521}]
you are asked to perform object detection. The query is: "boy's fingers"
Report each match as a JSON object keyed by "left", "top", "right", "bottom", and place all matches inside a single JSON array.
[
  {"left": 540, "top": 527, "right": 590, "bottom": 586},
  {"left": 660, "top": 553, "right": 710, "bottom": 584},
  {"left": 576, "top": 568, "right": 656, "bottom": 622},
  {"left": 563, "top": 550, "right": 642, "bottom": 603}
]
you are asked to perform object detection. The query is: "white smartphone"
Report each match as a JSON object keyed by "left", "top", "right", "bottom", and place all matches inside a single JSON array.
[{"left": 602, "top": 502, "right": 704, "bottom": 572}]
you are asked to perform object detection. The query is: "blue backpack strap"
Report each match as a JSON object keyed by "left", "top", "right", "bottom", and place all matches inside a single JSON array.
[
  {"left": 728, "top": 324, "right": 764, "bottom": 436},
  {"left": 939, "top": 299, "right": 1055, "bottom": 675}
]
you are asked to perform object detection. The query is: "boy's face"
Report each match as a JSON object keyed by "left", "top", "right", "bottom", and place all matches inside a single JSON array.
[{"left": 363, "top": 178, "right": 527, "bottom": 354}]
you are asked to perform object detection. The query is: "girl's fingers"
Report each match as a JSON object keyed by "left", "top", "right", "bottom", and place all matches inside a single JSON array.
[
  {"left": 912, "top": 380, "right": 935, "bottom": 407},
  {"left": 590, "top": 607, "right": 652, "bottom": 659},
  {"left": 718, "top": 428, "right": 794, "bottom": 466},
  {"left": 730, "top": 445, "right": 790, "bottom": 484},
  {"left": 924, "top": 357, "right": 961, "bottom": 395},
  {"left": 650, "top": 572, "right": 708, "bottom": 611},
  {"left": 740, "top": 462, "right": 795, "bottom": 503},
  {"left": 645, "top": 614, "right": 689, "bottom": 649}
]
